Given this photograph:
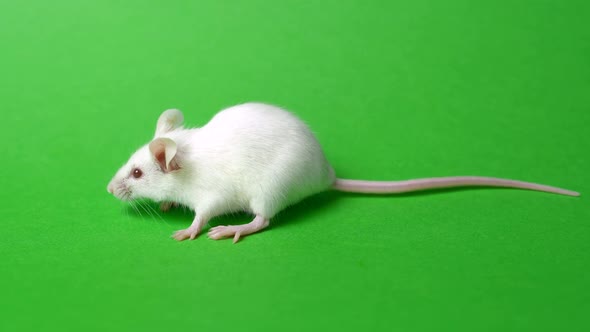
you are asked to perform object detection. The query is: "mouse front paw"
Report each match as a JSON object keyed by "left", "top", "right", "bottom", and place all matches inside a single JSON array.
[{"left": 171, "top": 227, "right": 200, "bottom": 241}]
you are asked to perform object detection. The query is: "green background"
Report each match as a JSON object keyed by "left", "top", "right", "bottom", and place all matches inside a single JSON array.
[{"left": 1, "top": 1, "right": 589, "bottom": 331}]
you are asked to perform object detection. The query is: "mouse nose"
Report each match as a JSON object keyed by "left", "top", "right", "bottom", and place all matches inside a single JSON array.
[{"left": 107, "top": 182, "right": 114, "bottom": 194}]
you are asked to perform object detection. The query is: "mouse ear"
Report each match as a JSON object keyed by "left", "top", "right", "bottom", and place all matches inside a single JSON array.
[
  {"left": 149, "top": 137, "right": 180, "bottom": 172},
  {"left": 155, "top": 109, "right": 184, "bottom": 137}
]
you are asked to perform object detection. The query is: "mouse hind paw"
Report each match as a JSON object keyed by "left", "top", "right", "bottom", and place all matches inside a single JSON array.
[{"left": 207, "top": 215, "right": 269, "bottom": 243}]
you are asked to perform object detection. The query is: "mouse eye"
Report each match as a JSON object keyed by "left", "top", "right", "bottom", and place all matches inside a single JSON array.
[{"left": 132, "top": 168, "right": 143, "bottom": 179}]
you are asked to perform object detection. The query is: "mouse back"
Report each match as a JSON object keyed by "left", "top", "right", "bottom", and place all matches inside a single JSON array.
[{"left": 190, "top": 102, "right": 336, "bottom": 216}]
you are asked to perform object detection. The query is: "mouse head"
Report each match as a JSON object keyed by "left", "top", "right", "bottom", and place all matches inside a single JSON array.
[{"left": 107, "top": 109, "right": 184, "bottom": 201}]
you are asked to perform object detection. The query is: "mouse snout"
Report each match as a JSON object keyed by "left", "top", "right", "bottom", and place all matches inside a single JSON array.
[{"left": 107, "top": 181, "right": 115, "bottom": 194}]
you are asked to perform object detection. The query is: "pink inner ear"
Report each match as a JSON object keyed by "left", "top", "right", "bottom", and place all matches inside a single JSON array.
[
  {"left": 154, "top": 150, "right": 168, "bottom": 172},
  {"left": 154, "top": 149, "right": 180, "bottom": 172},
  {"left": 149, "top": 138, "right": 180, "bottom": 172}
]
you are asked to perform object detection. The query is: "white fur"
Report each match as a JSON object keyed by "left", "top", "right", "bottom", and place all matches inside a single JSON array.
[
  {"left": 107, "top": 102, "right": 336, "bottom": 221},
  {"left": 107, "top": 102, "right": 579, "bottom": 242}
]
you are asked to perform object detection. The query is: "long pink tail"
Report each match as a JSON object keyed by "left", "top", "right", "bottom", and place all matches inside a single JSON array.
[{"left": 332, "top": 177, "right": 580, "bottom": 197}]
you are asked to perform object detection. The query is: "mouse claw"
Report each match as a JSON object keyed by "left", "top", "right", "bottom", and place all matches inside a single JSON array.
[
  {"left": 207, "top": 226, "right": 229, "bottom": 240},
  {"left": 172, "top": 227, "right": 200, "bottom": 241},
  {"left": 171, "top": 230, "right": 188, "bottom": 241},
  {"left": 208, "top": 226, "right": 244, "bottom": 243},
  {"left": 207, "top": 226, "right": 221, "bottom": 240}
]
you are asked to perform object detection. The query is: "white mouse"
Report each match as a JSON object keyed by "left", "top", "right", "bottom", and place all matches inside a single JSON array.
[{"left": 107, "top": 102, "right": 580, "bottom": 243}]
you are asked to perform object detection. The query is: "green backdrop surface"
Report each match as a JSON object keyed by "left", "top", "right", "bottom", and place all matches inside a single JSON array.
[{"left": 1, "top": 1, "right": 589, "bottom": 331}]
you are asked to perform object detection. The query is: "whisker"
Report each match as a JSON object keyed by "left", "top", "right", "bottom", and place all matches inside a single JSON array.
[
  {"left": 137, "top": 201, "right": 155, "bottom": 223},
  {"left": 118, "top": 201, "right": 130, "bottom": 226},
  {"left": 121, "top": 201, "right": 130, "bottom": 220},
  {"left": 144, "top": 201, "right": 167, "bottom": 225},
  {"left": 131, "top": 201, "right": 143, "bottom": 219}
]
